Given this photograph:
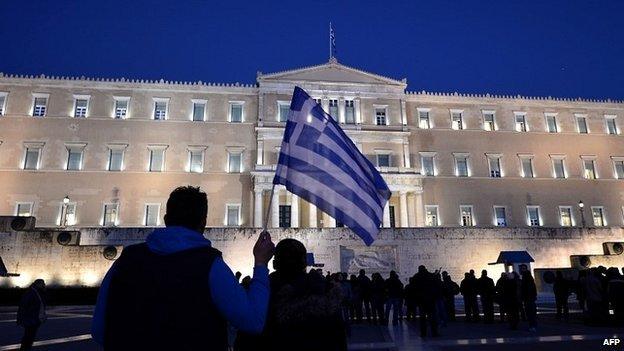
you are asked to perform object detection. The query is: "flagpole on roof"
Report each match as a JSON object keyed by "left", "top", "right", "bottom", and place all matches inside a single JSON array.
[{"left": 329, "top": 22, "right": 332, "bottom": 60}]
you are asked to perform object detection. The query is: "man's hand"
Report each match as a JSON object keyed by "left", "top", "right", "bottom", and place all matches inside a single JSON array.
[{"left": 253, "top": 230, "right": 275, "bottom": 267}]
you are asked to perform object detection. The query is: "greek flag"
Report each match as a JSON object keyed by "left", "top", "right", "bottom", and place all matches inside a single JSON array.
[{"left": 273, "top": 87, "right": 391, "bottom": 245}]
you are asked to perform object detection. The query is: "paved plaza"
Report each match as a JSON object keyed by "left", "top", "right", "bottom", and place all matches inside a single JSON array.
[{"left": 0, "top": 298, "right": 621, "bottom": 351}]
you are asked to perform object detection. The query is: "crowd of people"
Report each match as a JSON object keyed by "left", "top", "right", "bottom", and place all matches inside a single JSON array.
[{"left": 569, "top": 266, "right": 624, "bottom": 325}]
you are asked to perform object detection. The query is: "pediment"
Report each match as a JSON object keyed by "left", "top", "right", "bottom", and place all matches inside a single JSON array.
[{"left": 258, "top": 59, "right": 406, "bottom": 87}]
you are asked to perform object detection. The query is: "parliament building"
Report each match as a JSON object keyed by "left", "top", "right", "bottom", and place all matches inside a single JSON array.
[{"left": 1, "top": 59, "right": 624, "bottom": 231}]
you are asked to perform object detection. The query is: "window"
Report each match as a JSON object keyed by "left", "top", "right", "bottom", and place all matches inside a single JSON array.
[
  {"left": 345, "top": 100, "right": 355, "bottom": 124},
  {"left": 145, "top": 204, "right": 160, "bottom": 226},
  {"left": 494, "top": 206, "right": 507, "bottom": 227},
  {"left": 546, "top": 114, "right": 558, "bottom": 133},
  {"left": 328, "top": 99, "right": 338, "bottom": 118},
  {"left": 73, "top": 97, "right": 89, "bottom": 118},
  {"left": 515, "top": 113, "right": 527, "bottom": 132},
  {"left": 483, "top": 111, "right": 496, "bottom": 131},
  {"left": 520, "top": 156, "right": 534, "bottom": 178},
  {"left": 59, "top": 202, "right": 77, "bottom": 226},
  {"left": 148, "top": 146, "right": 167, "bottom": 172},
  {"left": 113, "top": 97, "right": 129, "bottom": 119},
  {"left": 605, "top": 116, "right": 618, "bottom": 135},
  {"left": 107, "top": 145, "right": 127, "bottom": 171},
  {"left": 279, "top": 205, "right": 291, "bottom": 228},
  {"left": 226, "top": 204, "right": 241, "bottom": 226},
  {"left": 103, "top": 203, "right": 119, "bottom": 226},
  {"left": 65, "top": 144, "right": 85, "bottom": 171},
  {"left": 527, "top": 206, "right": 541, "bottom": 226},
  {"left": 559, "top": 206, "right": 573, "bottom": 227},
  {"left": 460, "top": 205, "right": 474, "bottom": 226},
  {"left": 229, "top": 102, "right": 243, "bottom": 123},
  {"left": 16, "top": 202, "right": 33, "bottom": 217},
  {"left": 23, "top": 143, "right": 43, "bottom": 170},
  {"left": 192, "top": 100, "right": 206, "bottom": 122},
  {"left": 0, "top": 92, "right": 7, "bottom": 116},
  {"left": 278, "top": 102, "right": 290, "bottom": 122},
  {"left": 32, "top": 95, "right": 48, "bottom": 117},
  {"left": 376, "top": 154, "right": 390, "bottom": 167},
  {"left": 188, "top": 147, "right": 205, "bottom": 173},
  {"left": 425, "top": 205, "right": 439, "bottom": 226},
  {"left": 613, "top": 158, "right": 624, "bottom": 179},
  {"left": 389, "top": 205, "right": 396, "bottom": 228},
  {"left": 375, "top": 107, "right": 387, "bottom": 126},
  {"left": 591, "top": 207, "right": 605, "bottom": 226},
  {"left": 487, "top": 155, "right": 502, "bottom": 178},
  {"left": 418, "top": 109, "right": 431, "bottom": 129},
  {"left": 420, "top": 153, "right": 435, "bottom": 176},
  {"left": 551, "top": 157, "right": 566, "bottom": 178},
  {"left": 228, "top": 151, "right": 242, "bottom": 173},
  {"left": 451, "top": 110, "right": 463, "bottom": 130},
  {"left": 153, "top": 99, "right": 168, "bottom": 120},
  {"left": 454, "top": 154, "right": 469, "bottom": 177},
  {"left": 576, "top": 115, "right": 588, "bottom": 133},
  {"left": 583, "top": 158, "right": 597, "bottom": 179}
]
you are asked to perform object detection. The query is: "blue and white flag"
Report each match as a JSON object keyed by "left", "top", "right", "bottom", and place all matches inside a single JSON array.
[{"left": 273, "top": 87, "right": 391, "bottom": 245}]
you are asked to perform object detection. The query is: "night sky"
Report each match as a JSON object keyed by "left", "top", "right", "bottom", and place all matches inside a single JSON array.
[{"left": 1, "top": 0, "right": 623, "bottom": 99}]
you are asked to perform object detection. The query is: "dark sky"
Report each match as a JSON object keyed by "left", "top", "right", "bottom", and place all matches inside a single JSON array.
[{"left": 1, "top": 1, "right": 623, "bottom": 100}]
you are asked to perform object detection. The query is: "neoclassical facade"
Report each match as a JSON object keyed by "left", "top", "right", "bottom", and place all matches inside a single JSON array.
[{"left": 1, "top": 59, "right": 623, "bottom": 230}]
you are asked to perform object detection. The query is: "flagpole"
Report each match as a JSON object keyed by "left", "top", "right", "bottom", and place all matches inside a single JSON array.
[
  {"left": 329, "top": 22, "right": 332, "bottom": 60},
  {"left": 262, "top": 183, "right": 276, "bottom": 232}
]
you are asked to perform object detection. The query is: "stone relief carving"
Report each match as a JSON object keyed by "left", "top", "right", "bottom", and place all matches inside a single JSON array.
[{"left": 340, "top": 245, "right": 397, "bottom": 274}]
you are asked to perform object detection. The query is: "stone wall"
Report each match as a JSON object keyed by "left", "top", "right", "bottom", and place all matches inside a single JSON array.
[{"left": 1, "top": 226, "right": 623, "bottom": 289}]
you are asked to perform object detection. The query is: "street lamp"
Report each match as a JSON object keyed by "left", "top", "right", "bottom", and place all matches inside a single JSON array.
[
  {"left": 578, "top": 200, "right": 586, "bottom": 228},
  {"left": 61, "top": 196, "right": 70, "bottom": 227}
]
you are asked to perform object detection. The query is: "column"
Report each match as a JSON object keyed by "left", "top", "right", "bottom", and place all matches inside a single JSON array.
[
  {"left": 258, "top": 93, "right": 265, "bottom": 127},
  {"left": 383, "top": 202, "right": 391, "bottom": 228},
  {"left": 403, "top": 142, "right": 411, "bottom": 168},
  {"left": 400, "top": 191, "right": 409, "bottom": 228},
  {"left": 327, "top": 212, "right": 336, "bottom": 228},
  {"left": 415, "top": 191, "right": 425, "bottom": 227},
  {"left": 354, "top": 98, "right": 362, "bottom": 125},
  {"left": 254, "top": 189, "right": 263, "bottom": 228},
  {"left": 271, "top": 188, "right": 280, "bottom": 228},
  {"left": 256, "top": 140, "right": 264, "bottom": 165},
  {"left": 400, "top": 99, "right": 407, "bottom": 126},
  {"left": 291, "top": 194, "right": 299, "bottom": 228},
  {"left": 321, "top": 98, "right": 329, "bottom": 114},
  {"left": 338, "top": 97, "right": 346, "bottom": 123},
  {"left": 309, "top": 202, "right": 318, "bottom": 228},
  {"left": 407, "top": 193, "right": 416, "bottom": 227}
]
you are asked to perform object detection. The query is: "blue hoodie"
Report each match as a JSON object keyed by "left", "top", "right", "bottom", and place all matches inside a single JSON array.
[{"left": 91, "top": 226, "right": 269, "bottom": 344}]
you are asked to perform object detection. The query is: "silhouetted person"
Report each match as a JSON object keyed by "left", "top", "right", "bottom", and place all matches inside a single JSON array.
[
  {"left": 503, "top": 272, "right": 520, "bottom": 330},
  {"left": 441, "top": 271, "right": 459, "bottom": 322},
  {"left": 576, "top": 270, "right": 587, "bottom": 313},
  {"left": 495, "top": 273, "right": 507, "bottom": 322},
  {"left": 338, "top": 272, "right": 353, "bottom": 323},
  {"left": 584, "top": 268, "right": 606, "bottom": 325},
  {"left": 356, "top": 269, "right": 372, "bottom": 322},
  {"left": 553, "top": 271, "right": 570, "bottom": 320},
  {"left": 477, "top": 270, "right": 495, "bottom": 323},
  {"left": 370, "top": 273, "right": 386, "bottom": 324},
  {"left": 17, "top": 279, "right": 46, "bottom": 351},
  {"left": 460, "top": 272, "right": 479, "bottom": 322},
  {"left": 235, "top": 271, "right": 242, "bottom": 283},
  {"left": 92, "top": 186, "right": 275, "bottom": 351},
  {"left": 520, "top": 269, "right": 538, "bottom": 331},
  {"left": 349, "top": 274, "right": 360, "bottom": 321},
  {"left": 404, "top": 276, "right": 418, "bottom": 321},
  {"left": 384, "top": 271, "right": 404, "bottom": 325},
  {"left": 606, "top": 267, "right": 624, "bottom": 324},
  {"left": 413, "top": 265, "right": 439, "bottom": 337},
  {"left": 241, "top": 276, "right": 252, "bottom": 290}
]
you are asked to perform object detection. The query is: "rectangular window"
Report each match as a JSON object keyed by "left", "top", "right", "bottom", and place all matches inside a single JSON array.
[
  {"left": 228, "top": 152, "right": 242, "bottom": 173},
  {"left": 559, "top": 206, "right": 573, "bottom": 227},
  {"left": 527, "top": 206, "right": 540, "bottom": 226},
  {"left": 418, "top": 110, "right": 430, "bottom": 129},
  {"left": 226, "top": 204, "right": 241, "bottom": 226},
  {"left": 483, "top": 112, "right": 495, "bottom": 131},
  {"left": 278, "top": 102, "right": 290, "bottom": 122},
  {"left": 279, "top": 205, "right": 291, "bottom": 228},
  {"left": 32, "top": 97, "right": 47, "bottom": 117},
  {"left": 23, "top": 146, "right": 42, "bottom": 170},
  {"left": 425, "top": 206, "right": 439, "bottom": 226},
  {"left": 103, "top": 203, "right": 119, "bottom": 226},
  {"left": 66, "top": 148, "right": 84, "bottom": 171},
  {"left": 192, "top": 102, "right": 206, "bottom": 122},
  {"left": 145, "top": 204, "right": 160, "bottom": 226},
  {"left": 515, "top": 114, "right": 527, "bottom": 132},
  {"left": 460, "top": 205, "right": 474, "bottom": 226},
  {"left": 614, "top": 160, "right": 624, "bottom": 179},
  {"left": 0, "top": 93, "right": 6, "bottom": 116},
  {"left": 149, "top": 148, "right": 165, "bottom": 172},
  {"left": 389, "top": 205, "right": 396, "bottom": 228},
  {"left": 455, "top": 155, "right": 469, "bottom": 177},
  {"left": 494, "top": 206, "right": 507, "bottom": 227},
  {"left": 345, "top": 100, "right": 355, "bottom": 124},
  {"left": 591, "top": 207, "right": 605, "bottom": 226},
  {"left": 60, "top": 202, "right": 77, "bottom": 226},
  {"left": 451, "top": 111, "right": 463, "bottom": 130},
  {"left": 375, "top": 107, "right": 387, "bottom": 126},
  {"left": 376, "top": 154, "right": 390, "bottom": 167},
  {"left": 421, "top": 155, "right": 435, "bottom": 176},
  {"left": 73, "top": 98, "right": 88, "bottom": 118},
  {"left": 230, "top": 102, "right": 243, "bottom": 123},
  {"left": 552, "top": 158, "right": 566, "bottom": 178},
  {"left": 154, "top": 100, "right": 168, "bottom": 120},
  {"left": 583, "top": 159, "right": 596, "bottom": 179},
  {"left": 520, "top": 157, "right": 534, "bottom": 178},
  {"left": 189, "top": 150, "right": 204, "bottom": 173},
  {"left": 606, "top": 116, "right": 618, "bottom": 135},
  {"left": 488, "top": 156, "right": 502, "bottom": 178},
  {"left": 546, "top": 114, "right": 558, "bottom": 133},
  {"left": 108, "top": 149, "right": 124, "bottom": 171},
  {"left": 114, "top": 98, "right": 129, "bottom": 119},
  {"left": 328, "top": 99, "right": 338, "bottom": 118},
  {"left": 577, "top": 116, "right": 588, "bottom": 133},
  {"left": 16, "top": 202, "right": 33, "bottom": 217}
]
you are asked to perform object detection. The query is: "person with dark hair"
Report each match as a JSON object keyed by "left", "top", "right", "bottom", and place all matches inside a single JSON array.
[
  {"left": 356, "top": 269, "right": 372, "bottom": 323},
  {"left": 413, "top": 265, "right": 439, "bottom": 337},
  {"left": 17, "top": 279, "right": 47, "bottom": 351},
  {"left": 349, "top": 274, "right": 360, "bottom": 321},
  {"left": 495, "top": 272, "right": 507, "bottom": 322},
  {"left": 576, "top": 269, "right": 587, "bottom": 313},
  {"left": 370, "top": 273, "right": 387, "bottom": 324},
  {"left": 553, "top": 271, "right": 570, "bottom": 320},
  {"left": 92, "top": 186, "right": 275, "bottom": 350},
  {"left": 384, "top": 271, "right": 404, "bottom": 326},
  {"left": 460, "top": 272, "right": 479, "bottom": 322},
  {"left": 404, "top": 276, "right": 418, "bottom": 321},
  {"left": 235, "top": 271, "right": 242, "bottom": 283},
  {"left": 503, "top": 272, "right": 520, "bottom": 330},
  {"left": 441, "top": 271, "right": 459, "bottom": 322},
  {"left": 520, "top": 268, "right": 538, "bottom": 332},
  {"left": 338, "top": 272, "right": 353, "bottom": 324},
  {"left": 477, "top": 270, "right": 495, "bottom": 323}
]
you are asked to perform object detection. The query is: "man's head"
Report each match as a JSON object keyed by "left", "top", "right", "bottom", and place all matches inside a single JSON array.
[
  {"left": 481, "top": 270, "right": 488, "bottom": 277},
  {"left": 32, "top": 279, "right": 45, "bottom": 291},
  {"left": 164, "top": 186, "right": 207, "bottom": 233},
  {"left": 359, "top": 269, "right": 366, "bottom": 276},
  {"left": 273, "top": 239, "right": 307, "bottom": 276}
]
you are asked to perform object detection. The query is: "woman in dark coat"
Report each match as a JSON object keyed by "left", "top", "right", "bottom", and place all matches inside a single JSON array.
[{"left": 17, "top": 279, "right": 47, "bottom": 351}]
